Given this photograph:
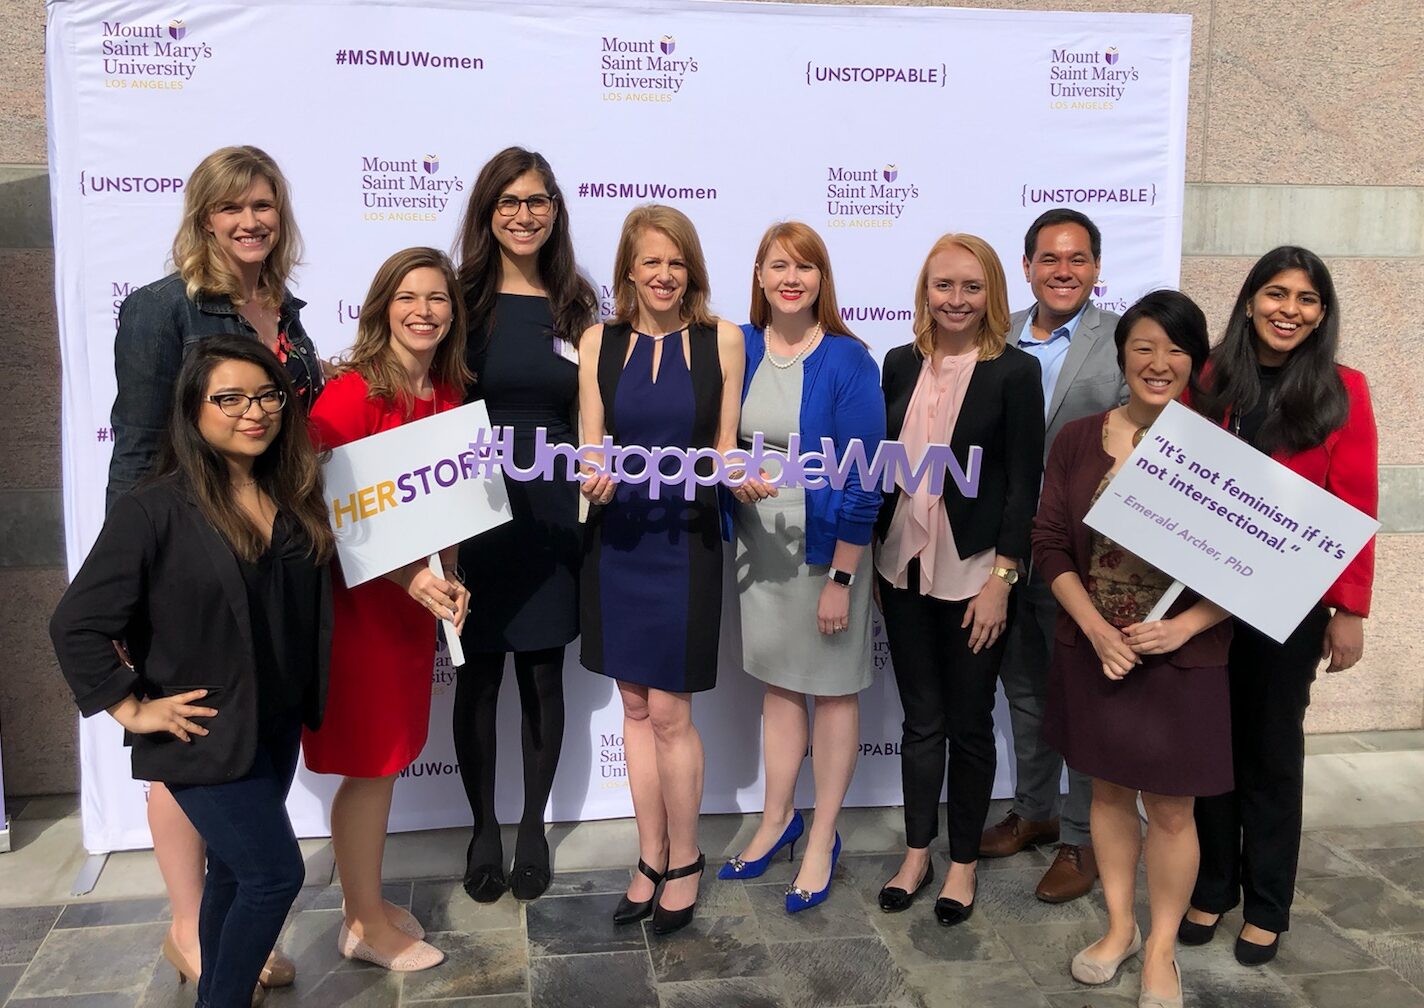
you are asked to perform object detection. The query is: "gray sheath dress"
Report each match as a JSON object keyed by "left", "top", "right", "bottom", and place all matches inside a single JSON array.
[{"left": 733, "top": 350, "right": 874, "bottom": 696}]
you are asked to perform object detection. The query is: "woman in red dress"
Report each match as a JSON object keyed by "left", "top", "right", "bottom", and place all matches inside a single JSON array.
[{"left": 304, "top": 247, "right": 472, "bottom": 971}]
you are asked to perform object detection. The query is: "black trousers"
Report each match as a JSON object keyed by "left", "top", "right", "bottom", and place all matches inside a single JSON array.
[
  {"left": 1191, "top": 605, "right": 1329, "bottom": 933},
  {"left": 878, "top": 568, "right": 1006, "bottom": 863}
]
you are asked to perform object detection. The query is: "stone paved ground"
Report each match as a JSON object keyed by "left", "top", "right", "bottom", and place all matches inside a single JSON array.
[{"left": 2, "top": 812, "right": 1422, "bottom": 1008}]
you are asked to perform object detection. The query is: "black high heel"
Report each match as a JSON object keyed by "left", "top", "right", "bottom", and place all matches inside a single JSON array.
[
  {"left": 612, "top": 859, "right": 665, "bottom": 925},
  {"left": 651, "top": 852, "right": 705, "bottom": 935}
]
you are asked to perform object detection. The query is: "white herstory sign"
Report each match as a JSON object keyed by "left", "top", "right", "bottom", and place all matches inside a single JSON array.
[
  {"left": 1085, "top": 401, "right": 1378, "bottom": 642},
  {"left": 323, "top": 401, "right": 512, "bottom": 587}
]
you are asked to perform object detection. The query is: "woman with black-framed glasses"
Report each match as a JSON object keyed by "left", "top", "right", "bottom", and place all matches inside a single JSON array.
[
  {"left": 54, "top": 336, "right": 334, "bottom": 1008},
  {"left": 450, "top": 148, "right": 597, "bottom": 904}
]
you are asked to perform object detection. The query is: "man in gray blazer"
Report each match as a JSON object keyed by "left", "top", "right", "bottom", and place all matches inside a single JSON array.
[{"left": 980, "top": 209, "right": 1127, "bottom": 903}]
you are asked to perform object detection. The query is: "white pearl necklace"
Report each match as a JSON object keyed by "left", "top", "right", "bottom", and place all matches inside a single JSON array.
[{"left": 765, "top": 322, "right": 822, "bottom": 369}]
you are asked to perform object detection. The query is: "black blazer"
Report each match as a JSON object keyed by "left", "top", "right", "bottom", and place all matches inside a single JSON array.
[
  {"left": 50, "top": 477, "right": 332, "bottom": 786},
  {"left": 875, "top": 342, "right": 1046, "bottom": 561}
]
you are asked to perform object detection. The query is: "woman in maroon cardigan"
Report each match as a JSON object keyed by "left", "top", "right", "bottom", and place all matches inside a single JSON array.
[
  {"left": 1181, "top": 247, "right": 1377, "bottom": 967},
  {"left": 1035, "top": 290, "right": 1230, "bottom": 1008}
]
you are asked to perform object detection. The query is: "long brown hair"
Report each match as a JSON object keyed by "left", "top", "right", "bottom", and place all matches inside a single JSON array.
[
  {"left": 337, "top": 247, "right": 473, "bottom": 414},
  {"left": 911, "top": 233, "right": 1009, "bottom": 361},
  {"left": 171, "top": 145, "right": 301, "bottom": 310},
  {"left": 749, "top": 221, "right": 860, "bottom": 342},
  {"left": 610, "top": 205, "right": 715, "bottom": 327},
  {"left": 454, "top": 147, "right": 596, "bottom": 350},
  {"left": 153, "top": 336, "right": 333, "bottom": 563}
]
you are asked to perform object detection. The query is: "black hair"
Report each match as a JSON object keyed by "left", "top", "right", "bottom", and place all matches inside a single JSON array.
[
  {"left": 154, "top": 336, "right": 333, "bottom": 563},
  {"left": 1113, "top": 289, "right": 1211, "bottom": 398},
  {"left": 454, "top": 147, "right": 597, "bottom": 356},
  {"left": 1023, "top": 208, "right": 1102, "bottom": 262},
  {"left": 1196, "top": 246, "right": 1347, "bottom": 454}
]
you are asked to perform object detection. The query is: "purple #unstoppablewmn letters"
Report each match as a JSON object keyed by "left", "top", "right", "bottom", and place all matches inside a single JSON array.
[{"left": 474, "top": 428, "right": 982, "bottom": 501}]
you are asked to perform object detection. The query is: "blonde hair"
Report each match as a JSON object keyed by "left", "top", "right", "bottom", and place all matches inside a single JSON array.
[
  {"left": 748, "top": 221, "right": 860, "bottom": 343},
  {"left": 338, "top": 247, "right": 473, "bottom": 415},
  {"left": 911, "top": 233, "right": 1009, "bottom": 361},
  {"left": 610, "top": 205, "right": 715, "bottom": 327},
  {"left": 171, "top": 146, "right": 301, "bottom": 309}
]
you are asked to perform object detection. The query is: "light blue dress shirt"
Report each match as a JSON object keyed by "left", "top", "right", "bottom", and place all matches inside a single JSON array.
[{"left": 1016, "top": 304, "right": 1088, "bottom": 418}]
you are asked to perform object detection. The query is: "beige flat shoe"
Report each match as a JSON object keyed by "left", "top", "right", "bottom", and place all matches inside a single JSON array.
[
  {"left": 337, "top": 923, "right": 444, "bottom": 972},
  {"left": 1071, "top": 925, "right": 1143, "bottom": 985},
  {"left": 1138, "top": 960, "right": 1183, "bottom": 1008},
  {"left": 342, "top": 898, "right": 426, "bottom": 940}
]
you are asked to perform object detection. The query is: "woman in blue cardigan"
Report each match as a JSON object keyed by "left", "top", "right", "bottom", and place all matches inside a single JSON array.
[{"left": 718, "top": 222, "right": 885, "bottom": 912}]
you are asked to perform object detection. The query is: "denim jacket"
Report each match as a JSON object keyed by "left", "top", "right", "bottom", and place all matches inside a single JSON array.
[{"left": 106, "top": 273, "right": 323, "bottom": 509}]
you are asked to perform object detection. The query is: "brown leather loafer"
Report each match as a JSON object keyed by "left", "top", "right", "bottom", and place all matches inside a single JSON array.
[
  {"left": 979, "top": 812, "right": 1060, "bottom": 858},
  {"left": 1035, "top": 843, "right": 1098, "bottom": 903}
]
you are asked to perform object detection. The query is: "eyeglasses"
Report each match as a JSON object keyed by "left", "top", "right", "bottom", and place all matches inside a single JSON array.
[
  {"left": 206, "top": 390, "right": 287, "bottom": 417},
  {"left": 494, "top": 193, "right": 556, "bottom": 217}
]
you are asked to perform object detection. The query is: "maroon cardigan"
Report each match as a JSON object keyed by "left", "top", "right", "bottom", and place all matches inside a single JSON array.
[{"left": 1032, "top": 411, "right": 1232, "bottom": 668}]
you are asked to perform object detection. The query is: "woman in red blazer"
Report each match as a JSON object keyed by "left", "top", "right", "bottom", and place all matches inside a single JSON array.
[{"left": 1180, "top": 247, "right": 1378, "bottom": 966}]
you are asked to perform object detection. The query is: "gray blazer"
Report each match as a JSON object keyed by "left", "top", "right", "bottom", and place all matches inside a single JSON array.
[{"left": 1008, "top": 301, "right": 1128, "bottom": 462}]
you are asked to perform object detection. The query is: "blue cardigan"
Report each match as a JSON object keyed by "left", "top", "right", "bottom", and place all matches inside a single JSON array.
[{"left": 736, "top": 324, "right": 886, "bottom": 564}]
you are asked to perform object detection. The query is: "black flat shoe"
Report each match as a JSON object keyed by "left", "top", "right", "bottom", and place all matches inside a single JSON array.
[
  {"left": 933, "top": 896, "right": 974, "bottom": 927},
  {"left": 651, "top": 852, "right": 705, "bottom": 936},
  {"left": 879, "top": 860, "right": 935, "bottom": 913},
  {"left": 510, "top": 862, "right": 552, "bottom": 901},
  {"left": 463, "top": 863, "right": 507, "bottom": 903},
  {"left": 1234, "top": 929, "right": 1280, "bottom": 966},
  {"left": 463, "top": 835, "right": 507, "bottom": 903},
  {"left": 1177, "top": 912, "right": 1219, "bottom": 945},
  {"left": 612, "top": 858, "right": 665, "bottom": 925}
]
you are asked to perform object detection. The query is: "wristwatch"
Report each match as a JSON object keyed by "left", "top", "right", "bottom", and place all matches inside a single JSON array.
[
  {"left": 828, "top": 567, "right": 855, "bottom": 587},
  {"left": 990, "top": 565, "right": 1020, "bottom": 585}
]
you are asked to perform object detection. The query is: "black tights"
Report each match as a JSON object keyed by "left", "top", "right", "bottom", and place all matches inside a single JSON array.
[{"left": 452, "top": 647, "right": 566, "bottom": 869}]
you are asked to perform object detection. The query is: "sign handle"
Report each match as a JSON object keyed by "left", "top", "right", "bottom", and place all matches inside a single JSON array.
[
  {"left": 428, "top": 552, "right": 465, "bottom": 667},
  {"left": 1145, "top": 579, "right": 1185, "bottom": 623}
]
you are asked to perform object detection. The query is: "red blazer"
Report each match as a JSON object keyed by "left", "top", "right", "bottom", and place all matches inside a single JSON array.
[{"left": 1192, "top": 365, "right": 1377, "bottom": 616}]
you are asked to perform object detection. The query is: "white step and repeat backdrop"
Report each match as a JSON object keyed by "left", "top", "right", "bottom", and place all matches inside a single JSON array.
[{"left": 47, "top": 0, "right": 1191, "bottom": 852}]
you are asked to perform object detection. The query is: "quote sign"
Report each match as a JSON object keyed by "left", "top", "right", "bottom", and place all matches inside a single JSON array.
[
  {"left": 1085, "top": 401, "right": 1378, "bottom": 642},
  {"left": 323, "top": 401, "right": 512, "bottom": 586}
]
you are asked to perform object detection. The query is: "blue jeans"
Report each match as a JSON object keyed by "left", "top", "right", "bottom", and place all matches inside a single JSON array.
[{"left": 169, "top": 720, "right": 305, "bottom": 1008}]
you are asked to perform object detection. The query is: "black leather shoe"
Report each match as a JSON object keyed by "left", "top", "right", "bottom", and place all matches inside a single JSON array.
[
  {"left": 612, "top": 859, "right": 665, "bottom": 925},
  {"left": 651, "top": 852, "right": 705, "bottom": 935},
  {"left": 1234, "top": 929, "right": 1280, "bottom": 966},
  {"left": 1177, "top": 912, "right": 1219, "bottom": 945},
  {"left": 933, "top": 895, "right": 975, "bottom": 927},
  {"left": 879, "top": 860, "right": 935, "bottom": 913}
]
